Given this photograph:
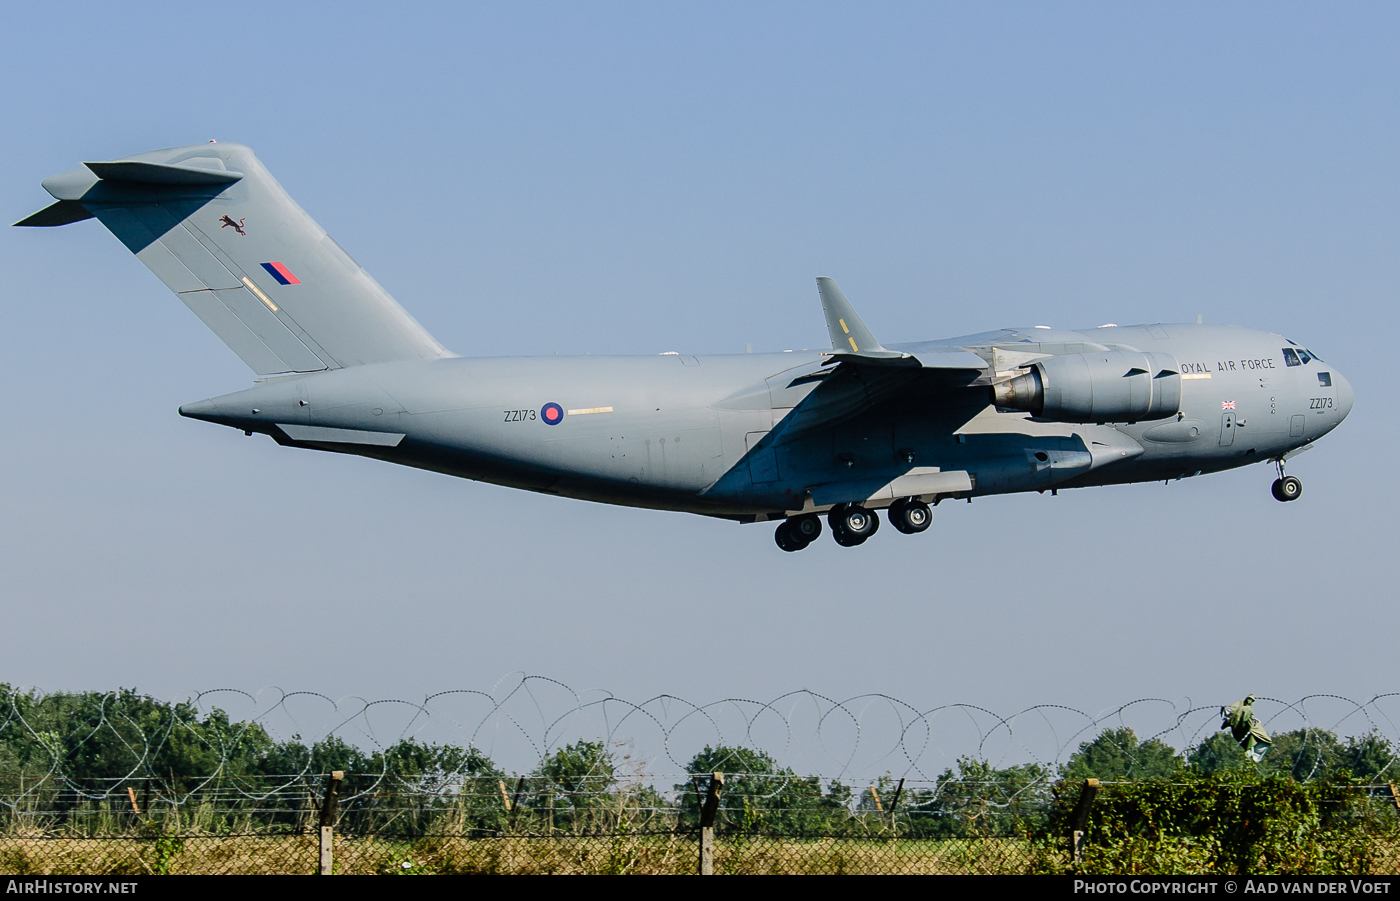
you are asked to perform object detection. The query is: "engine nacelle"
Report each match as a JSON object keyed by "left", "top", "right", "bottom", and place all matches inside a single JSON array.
[{"left": 992, "top": 351, "right": 1181, "bottom": 423}]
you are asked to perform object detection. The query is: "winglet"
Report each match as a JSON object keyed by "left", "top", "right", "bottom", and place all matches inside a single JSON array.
[{"left": 817, "top": 277, "right": 887, "bottom": 354}]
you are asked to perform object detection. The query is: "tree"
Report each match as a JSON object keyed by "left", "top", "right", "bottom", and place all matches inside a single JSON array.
[
  {"left": 1188, "top": 731, "right": 1251, "bottom": 774},
  {"left": 1257, "top": 728, "right": 1346, "bottom": 781},
  {"left": 525, "top": 740, "right": 617, "bottom": 832},
  {"left": 675, "top": 745, "right": 851, "bottom": 835},
  {"left": 1341, "top": 732, "right": 1396, "bottom": 782},
  {"left": 1061, "top": 727, "right": 1182, "bottom": 782},
  {"left": 902, "top": 757, "right": 1052, "bottom": 838}
]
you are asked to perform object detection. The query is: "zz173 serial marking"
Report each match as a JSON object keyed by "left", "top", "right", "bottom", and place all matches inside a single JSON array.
[
  {"left": 503, "top": 409, "right": 537, "bottom": 422},
  {"left": 1310, "top": 397, "right": 1334, "bottom": 410}
]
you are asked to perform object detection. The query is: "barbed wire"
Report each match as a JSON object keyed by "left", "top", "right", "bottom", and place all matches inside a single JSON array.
[{"left": 2, "top": 677, "right": 1397, "bottom": 818}]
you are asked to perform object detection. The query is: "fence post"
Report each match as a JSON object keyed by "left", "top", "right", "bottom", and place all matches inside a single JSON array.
[
  {"left": 318, "top": 770, "right": 344, "bottom": 876},
  {"left": 1390, "top": 783, "right": 1400, "bottom": 812},
  {"left": 1069, "top": 778, "right": 1099, "bottom": 868},
  {"left": 698, "top": 772, "right": 724, "bottom": 875}
]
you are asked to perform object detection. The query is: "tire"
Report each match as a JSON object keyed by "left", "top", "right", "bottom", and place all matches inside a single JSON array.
[
  {"left": 832, "top": 526, "right": 867, "bottom": 547},
  {"left": 789, "top": 514, "right": 822, "bottom": 542},
  {"left": 888, "top": 498, "right": 911, "bottom": 534},
  {"left": 774, "top": 520, "right": 809, "bottom": 552},
  {"left": 1279, "top": 476, "right": 1302, "bottom": 502},
  {"left": 894, "top": 499, "right": 932, "bottom": 534},
  {"left": 1271, "top": 479, "right": 1287, "bottom": 502},
  {"left": 831, "top": 504, "right": 878, "bottom": 540}
]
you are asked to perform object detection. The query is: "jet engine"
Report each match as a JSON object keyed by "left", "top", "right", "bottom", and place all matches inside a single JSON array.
[{"left": 992, "top": 351, "right": 1181, "bottom": 423}]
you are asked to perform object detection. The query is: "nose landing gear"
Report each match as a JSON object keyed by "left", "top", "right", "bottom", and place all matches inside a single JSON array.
[{"left": 1270, "top": 459, "right": 1302, "bottom": 502}]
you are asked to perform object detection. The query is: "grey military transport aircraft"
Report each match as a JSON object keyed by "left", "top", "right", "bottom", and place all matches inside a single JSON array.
[{"left": 18, "top": 143, "right": 1353, "bottom": 551}]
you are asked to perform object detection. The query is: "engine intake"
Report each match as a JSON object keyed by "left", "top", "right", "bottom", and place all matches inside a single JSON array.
[{"left": 992, "top": 351, "right": 1181, "bottom": 422}]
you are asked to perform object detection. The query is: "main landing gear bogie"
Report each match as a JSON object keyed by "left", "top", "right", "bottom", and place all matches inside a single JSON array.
[{"left": 775, "top": 498, "right": 936, "bottom": 551}]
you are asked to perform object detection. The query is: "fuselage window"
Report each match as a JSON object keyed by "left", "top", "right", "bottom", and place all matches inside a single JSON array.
[
  {"left": 1318, "top": 372, "right": 1332, "bottom": 387},
  {"left": 1282, "top": 348, "right": 1301, "bottom": 366}
]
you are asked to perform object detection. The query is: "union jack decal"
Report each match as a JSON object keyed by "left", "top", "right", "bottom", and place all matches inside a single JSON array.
[{"left": 1222, "top": 401, "right": 1236, "bottom": 410}]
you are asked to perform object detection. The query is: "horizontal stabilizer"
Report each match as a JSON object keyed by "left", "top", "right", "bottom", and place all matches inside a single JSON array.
[
  {"left": 13, "top": 200, "right": 94, "bottom": 227},
  {"left": 84, "top": 160, "right": 244, "bottom": 186}
]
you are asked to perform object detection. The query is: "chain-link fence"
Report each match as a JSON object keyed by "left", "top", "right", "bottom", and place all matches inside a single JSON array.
[
  {"left": 3, "top": 774, "right": 1399, "bottom": 875},
  {"left": 0, "top": 831, "right": 1064, "bottom": 876}
]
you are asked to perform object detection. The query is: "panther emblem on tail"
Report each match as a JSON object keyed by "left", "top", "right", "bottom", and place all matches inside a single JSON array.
[{"left": 218, "top": 215, "right": 247, "bottom": 236}]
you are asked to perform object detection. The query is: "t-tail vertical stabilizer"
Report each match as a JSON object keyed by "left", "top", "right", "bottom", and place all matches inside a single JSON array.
[{"left": 16, "top": 143, "right": 452, "bottom": 374}]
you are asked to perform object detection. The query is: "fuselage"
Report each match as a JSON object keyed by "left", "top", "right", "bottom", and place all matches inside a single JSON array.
[{"left": 179, "top": 322, "right": 1353, "bottom": 522}]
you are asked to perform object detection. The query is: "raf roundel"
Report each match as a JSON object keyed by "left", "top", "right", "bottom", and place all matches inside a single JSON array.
[{"left": 541, "top": 403, "right": 564, "bottom": 425}]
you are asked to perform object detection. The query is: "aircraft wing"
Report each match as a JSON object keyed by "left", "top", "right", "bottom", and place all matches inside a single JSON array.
[
  {"left": 768, "top": 363, "right": 918, "bottom": 446},
  {"left": 823, "top": 347, "right": 989, "bottom": 370},
  {"left": 770, "top": 279, "right": 989, "bottom": 444}
]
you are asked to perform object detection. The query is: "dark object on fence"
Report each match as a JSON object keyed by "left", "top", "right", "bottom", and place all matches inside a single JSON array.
[
  {"left": 699, "top": 772, "right": 724, "bottom": 875},
  {"left": 889, "top": 777, "right": 905, "bottom": 814},
  {"left": 318, "top": 771, "right": 344, "bottom": 876},
  {"left": 1069, "top": 777, "right": 1099, "bottom": 866},
  {"left": 508, "top": 775, "right": 526, "bottom": 830}
]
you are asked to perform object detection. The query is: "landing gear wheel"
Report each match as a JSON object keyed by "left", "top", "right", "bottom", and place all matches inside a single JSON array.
[
  {"left": 774, "top": 514, "right": 823, "bottom": 552},
  {"left": 789, "top": 514, "right": 822, "bottom": 543},
  {"left": 1271, "top": 476, "right": 1302, "bottom": 502},
  {"left": 829, "top": 504, "right": 879, "bottom": 546},
  {"left": 774, "top": 518, "right": 814, "bottom": 552},
  {"left": 831, "top": 529, "right": 860, "bottom": 547},
  {"left": 774, "top": 524, "right": 804, "bottom": 552},
  {"left": 888, "top": 498, "right": 932, "bottom": 534}
]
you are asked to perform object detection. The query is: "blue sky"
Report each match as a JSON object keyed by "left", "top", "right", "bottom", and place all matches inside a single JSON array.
[{"left": 1, "top": 3, "right": 1396, "bottom": 765}]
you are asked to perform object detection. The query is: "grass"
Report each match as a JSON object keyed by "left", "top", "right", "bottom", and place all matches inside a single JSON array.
[{"left": 2, "top": 832, "right": 1397, "bottom": 875}]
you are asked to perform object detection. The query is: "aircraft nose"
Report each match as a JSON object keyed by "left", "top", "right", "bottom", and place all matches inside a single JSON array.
[{"left": 1334, "top": 370, "right": 1354, "bottom": 421}]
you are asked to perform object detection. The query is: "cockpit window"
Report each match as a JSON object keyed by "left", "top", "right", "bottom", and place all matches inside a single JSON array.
[
  {"left": 1297, "top": 349, "right": 1313, "bottom": 365},
  {"left": 1282, "top": 348, "right": 1301, "bottom": 367},
  {"left": 1318, "top": 372, "right": 1332, "bottom": 387}
]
